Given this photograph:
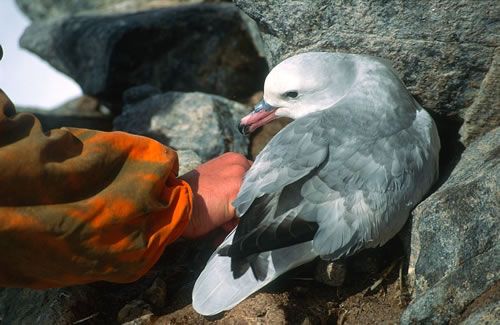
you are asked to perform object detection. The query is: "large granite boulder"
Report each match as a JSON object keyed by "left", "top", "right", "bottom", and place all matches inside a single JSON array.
[
  {"left": 401, "top": 127, "right": 499, "bottom": 324},
  {"left": 15, "top": 0, "right": 225, "bottom": 21},
  {"left": 20, "top": 3, "right": 268, "bottom": 112},
  {"left": 234, "top": 0, "right": 499, "bottom": 146},
  {"left": 114, "top": 90, "right": 250, "bottom": 161}
]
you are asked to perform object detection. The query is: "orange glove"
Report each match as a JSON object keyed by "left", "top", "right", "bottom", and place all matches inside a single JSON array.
[{"left": 0, "top": 89, "right": 191, "bottom": 288}]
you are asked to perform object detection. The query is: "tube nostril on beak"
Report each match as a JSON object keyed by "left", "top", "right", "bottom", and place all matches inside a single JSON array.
[{"left": 238, "top": 123, "right": 250, "bottom": 135}]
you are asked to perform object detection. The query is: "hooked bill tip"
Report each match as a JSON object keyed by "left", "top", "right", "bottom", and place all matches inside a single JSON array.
[{"left": 238, "top": 123, "right": 250, "bottom": 135}]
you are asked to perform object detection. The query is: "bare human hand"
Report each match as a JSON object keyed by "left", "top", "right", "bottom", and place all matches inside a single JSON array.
[{"left": 180, "top": 152, "right": 251, "bottom": 239}]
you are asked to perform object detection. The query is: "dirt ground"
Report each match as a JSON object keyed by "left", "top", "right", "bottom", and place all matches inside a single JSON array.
[
  {"left": 84, "top": 230, "right": 407, "bottom": 325},
  {"left": 80, "top": 115, "right": 409, "bottom": 325}
]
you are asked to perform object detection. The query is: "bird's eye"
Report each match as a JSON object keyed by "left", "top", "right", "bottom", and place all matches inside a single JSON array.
[{"left": 283, "top": 91, "right": 299, "bottom": 99}]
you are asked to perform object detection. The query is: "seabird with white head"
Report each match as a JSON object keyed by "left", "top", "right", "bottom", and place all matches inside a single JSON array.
[{"left": 192, "top": 52, "right": 440, "bottom": 316}]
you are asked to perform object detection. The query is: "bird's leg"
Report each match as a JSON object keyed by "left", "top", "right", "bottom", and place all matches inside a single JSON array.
[
  {"left": 314, "top": 259, "right": 347, "bottom": 287},
  {"left": 364, "top": 258, "right": 400, "bottom": 295}
]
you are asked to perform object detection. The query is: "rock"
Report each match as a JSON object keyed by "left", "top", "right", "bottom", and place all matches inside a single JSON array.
[
  {"left": 142, "top": 277, "right": 167, "bottom": 309},
  {"left": 456, "top": 281, "right": 500, "bottom": 324},
  {"left": 177, "top": 150, "right": 202, "bottom": 176},
  {"left": 402, "top": 127, "right": 499, "bottom": 324},
  {"left": 401, "top": 246, "right": 499, "bottom": 324},
  {"left": 460, "top": 47, "right": 500, "bottom": 146},
  {"left": 234, "top": 0, "right": 499, "bottom": 144},
  {"left": 50, "top": 95, "right": 104, "bottom": 116},
  {"left": 15, "top": 95, "right": 106, "bottom": 117},
  {"left": 33, "top": 113, "right": 114, "bottom": 132},
  {"left": 14, "top": 95, "right": 113, "bottom": 132},
  {"left": 20, "top": 3, "right": 268, "bottom": 112},
  {"left": 15, "top": 0, "right": 219, "bottom": 21},
  {"left": 117, "top": 299, "right": 153, "bottom": 324},
  {"left": 113, "top": 91, "right": 250, "bottom": 161},
  {"left": 461, "top": 299, "right": 500, "bottom": 325},
  {"left": 123, "top": 84, "right": 162, "bottom": 106},
  {"left": 0, "top": 287, "right": 99, "bottom": 324}
]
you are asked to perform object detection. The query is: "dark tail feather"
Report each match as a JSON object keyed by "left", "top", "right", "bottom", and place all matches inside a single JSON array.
[
  {"left": 193, "top": 232, "right": 317, "bottom": 316},
  {"left": 229, "top": 253, "right": 269, "bottom": 281}
]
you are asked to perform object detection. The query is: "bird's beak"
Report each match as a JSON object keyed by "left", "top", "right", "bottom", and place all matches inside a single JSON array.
[{"left": 238, "top": 99, "right": 278, "bottom": 135}]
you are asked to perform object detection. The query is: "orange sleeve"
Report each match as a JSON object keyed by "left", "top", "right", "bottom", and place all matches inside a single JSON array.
[{"left": 0, "top": 89, "right": 193, "bottom": 288}]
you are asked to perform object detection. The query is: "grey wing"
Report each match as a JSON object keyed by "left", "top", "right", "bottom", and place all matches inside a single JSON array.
[
  {"left": 231, "top": 101, "right": 439, "bottom": 261},
  {"left": 301, "top": 108, "right": 439, "bottom": 259},
  {"left": 233, "top": 116, "right": 328, "bottom": 216},
  {"left": 228, "top": 114, "right": 329, "bottom": 258}
]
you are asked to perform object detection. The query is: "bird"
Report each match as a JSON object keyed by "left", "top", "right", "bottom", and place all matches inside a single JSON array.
[{"left": 192, "top": 51, "right": 440, "bottom": 316}]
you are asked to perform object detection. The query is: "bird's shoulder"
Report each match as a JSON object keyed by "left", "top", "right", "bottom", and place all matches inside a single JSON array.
[{"left": 233, "top": 114, "right": 329, "bottom": 216}]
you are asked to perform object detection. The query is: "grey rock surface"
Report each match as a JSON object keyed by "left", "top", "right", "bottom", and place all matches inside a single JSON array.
[
  {"left": 177, "top": 149, "right": 202, "bottom": 176},
  {"left": 402, "top": 246, "right": 499, "bottom": 324},
  {"left": 0, "top": 287, "right": 97, "bottom": 324},
  {"left": 114, "top": 91, "right": 250, "bottom": 161},
  {"left": 20, "top": 3, "right": 268, "bottom": 112},
  {"left": 460, "top": 47, "right": 500, "bottom": 146},
  {"left": 235, "top": 0, "right": 499, "bottom": 142},
  {"left": 461, "top": 299, "right": 500, "bottom": 325},
  {"left": 15, "top": 0, "right": 217, "bottom": 21},
  {"left": 402, "top": 127, "right": 500, "bottom": 324}
]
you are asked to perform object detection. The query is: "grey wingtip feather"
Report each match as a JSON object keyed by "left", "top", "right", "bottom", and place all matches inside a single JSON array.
[
  {"left": 192, "top": 233, "right": 268, "bottom": 315},
  {"left": 192, "top": 236, "right": 317, "bottom": 316},
  {"left": 192, "top": 253, "right": 269, "bottom": 316}
]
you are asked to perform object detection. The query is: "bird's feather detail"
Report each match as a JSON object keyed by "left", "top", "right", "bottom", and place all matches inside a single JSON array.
[{"left": 192, "top": 52, "right": 440, "bottom": 316}]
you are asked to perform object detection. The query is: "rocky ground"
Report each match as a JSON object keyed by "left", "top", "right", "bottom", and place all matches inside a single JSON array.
[
  {"left": 130, "top": 235, "right": 409, "bottom": 325},
  {"left": 0, "top": 0, "right": 498, "bottom": 324}
]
